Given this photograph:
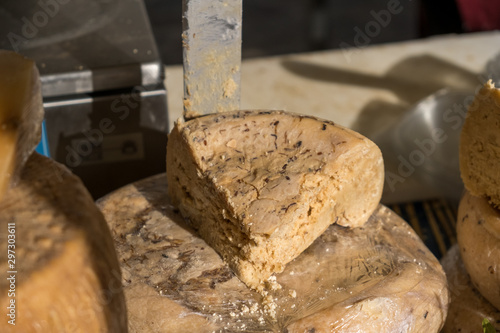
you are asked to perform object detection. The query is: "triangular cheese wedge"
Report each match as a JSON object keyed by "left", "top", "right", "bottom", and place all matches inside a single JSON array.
[{"left": 167, "top": 110, "right": 384, "bottom": 289}]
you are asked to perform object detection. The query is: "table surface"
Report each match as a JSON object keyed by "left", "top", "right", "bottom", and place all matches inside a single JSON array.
[
  {"left": 166, "top": 31, "right": 500, "bottom": 133},
  {"left": 165, "top": 31, "right": 500, "bottom": 205}
]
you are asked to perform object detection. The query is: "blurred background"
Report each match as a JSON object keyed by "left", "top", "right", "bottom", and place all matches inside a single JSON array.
[
  {"left": 145, "top": 0, "right": 477, "bottom": 65},
  {"left": 1, "top": 0, "right": 498, "bottom": 199}
]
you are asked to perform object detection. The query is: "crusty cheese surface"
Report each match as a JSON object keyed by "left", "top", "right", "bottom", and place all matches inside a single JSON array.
[
  {"left": 166, "top": 110, "right": 384, "bottom": 288},
  {"left": 0, "top": 50, "right": 43, "bottom": 202},
  {"left": 457, "top": 190, "right": 500, "bottom": 310},
  {"left": 460, "top": 80, "right": 500, "bottom": 208},
  {"left": 98, "top": 174, "right": 448, "bottom": 333},
  {"left": 441, "top": 244, "right": 500, "bottom": 333},
  {"left": 0, "top": 153, "right": 127, "bottom": 332}
]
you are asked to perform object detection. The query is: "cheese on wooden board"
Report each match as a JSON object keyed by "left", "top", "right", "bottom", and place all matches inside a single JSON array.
[
  {"left": 0, "top": 153, "right": 127, "bottom": 332},
  {"left": 460, "top": 80, "right": 500, "bottom": 208},
  {"left": 0, "top": 50, "right": 43, "bottom": 202},
  {"left": 98, "top": 174, "right": 448, "bottom": 333},
  {"left": 166, "top": 110, "right": 384, "bottom": 289},
  {"left": 441, "top": 244, "right": 500, "bottom": 333},
  {"left": 457, "top": 190, "right": 500, "bottom": 310}
]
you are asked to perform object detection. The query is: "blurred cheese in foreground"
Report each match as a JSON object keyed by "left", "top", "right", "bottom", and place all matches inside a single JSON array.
[
  {"left": 0, "top": 50, "right": 43, "bottom": 201},
  {"left": 457, "top": 190, "right": 500, "bottom": 310},
  {"left": 98, "top": 174, "right": 448, "bottom": 333},
  {"left": 0, "top": 154, "right": 127, "bottom": 332}
]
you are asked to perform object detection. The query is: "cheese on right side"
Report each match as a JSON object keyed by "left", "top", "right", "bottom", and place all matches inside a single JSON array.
[
  {"left": 460, "top": 80, "right": 500, "bottom": 208},
  {"left": 0, "top": 50, "right": 43, "bottom": 201},
  {"left": 441, "top": 244, "right": 500, "bottom": 333},
  {"left": 457, "top": 190, "right": 500, "bottom": 310},
  {"left": 99, "top": 174, "right": 448, "bottom": 333}
]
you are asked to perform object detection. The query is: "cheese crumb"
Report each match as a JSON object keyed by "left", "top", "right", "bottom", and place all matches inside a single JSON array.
[
  {"left": 249, "top": 303, "right": 259, "bottom": 314},
  {"left": 263, "top": 295, "right": 277, "bottom": 319},
  {"left": 289, "top": 289, "right": 297, "bottom": 298},
  {"left": 265, "top": 275, "right": 282, "bottom": 291}
]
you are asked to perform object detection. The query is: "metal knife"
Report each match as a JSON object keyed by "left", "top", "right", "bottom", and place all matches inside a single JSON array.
[{"left": 182, "top": 0, "right": 242, "bottom": 120}]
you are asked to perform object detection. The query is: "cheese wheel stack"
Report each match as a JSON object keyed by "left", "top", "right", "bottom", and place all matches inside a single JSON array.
[
  {"left": 460, "top": 80, "right": 500, "bottom": 208},
  {"left": 442, "top": 80, "right": 500, "bottom": 331},
  {"left": 98, "top": 174, "right": 449, "bottom": 333},
  {"left": 0, "top": 51, "right": 127, "bottom": 332}
]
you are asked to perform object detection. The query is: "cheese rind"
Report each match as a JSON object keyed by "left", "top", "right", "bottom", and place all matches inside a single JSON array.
[
  {"left": 460, "top": 80, "right": 500, "bottom": 208},
  {"left": 98, "top": 174, "right": 448, "bottom": 333},
  {"left": 0, "top": 50, "right": 43, "bottom": 201},
  {"left": 457, "top": 190, "right": 500, "bottom": 310},
  {"left": 441, "top": 244, "right": 500, "bottom": 333},
  {"left": 0, "top": 153, "right": 127, "bottom": 332},
  {"left": 166, "top": 110, "right": 384, "bottom": 288}
]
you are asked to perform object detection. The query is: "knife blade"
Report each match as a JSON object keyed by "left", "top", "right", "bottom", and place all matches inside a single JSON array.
[{"left": 182, "top": 0, "right": 242, "bottom": 120}]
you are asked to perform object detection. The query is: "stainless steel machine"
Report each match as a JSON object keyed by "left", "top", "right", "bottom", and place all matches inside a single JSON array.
[{"left": 0, "top": 0, "right": 168, "bottom": 198}]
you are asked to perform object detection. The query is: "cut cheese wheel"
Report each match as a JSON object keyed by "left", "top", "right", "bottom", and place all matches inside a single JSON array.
[
  {"left": 460, "top": 80, "right": 500, "bottom": 208},
  {"left": 166, "top": 110, "right": 384, "bottom": 289},
  {"left": 441, "top": 244, "right": 500, "bottom": 333},
  {"left": 457, "top": 190, "right": 500, "bottom": 310},
  {"left": 0, "top": 153, "right": 127, "bottom": 332},
  {"left": 0, "top": 50, "right": 44, "bottom": 202},
  {"left": 98, "top": 174, "right": 448, "bottom": 333}
]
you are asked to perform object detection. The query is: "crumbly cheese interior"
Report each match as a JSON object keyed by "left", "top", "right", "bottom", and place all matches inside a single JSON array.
[
  {"left": 460, "top": 80, "right": 500, "bottom": 208},
  {"left": 167, "top": 110, "right": 384, "bottom": 289},
  {"left": 0, "top": 50, "right": 43, "bottom": 201}
]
